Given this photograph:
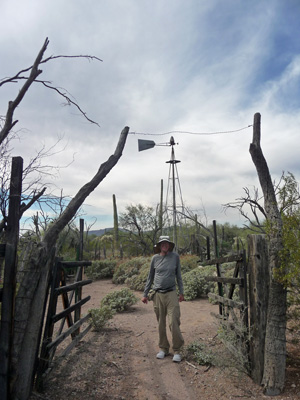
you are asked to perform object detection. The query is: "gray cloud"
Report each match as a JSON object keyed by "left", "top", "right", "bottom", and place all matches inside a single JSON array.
[{"left": 2, "top": 0, "right": 300, "bottom": 230}]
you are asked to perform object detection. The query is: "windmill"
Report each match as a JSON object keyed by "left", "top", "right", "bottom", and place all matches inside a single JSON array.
[{"left": 138, "top": 137, "right": 188, "bottom": 251}]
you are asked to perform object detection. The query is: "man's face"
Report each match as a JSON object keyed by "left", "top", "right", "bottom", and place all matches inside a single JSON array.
[{"left": 160, "top": 241, "right": 170, "bottom": 254}]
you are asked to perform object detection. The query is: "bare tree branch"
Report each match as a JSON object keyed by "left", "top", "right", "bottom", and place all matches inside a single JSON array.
[
  {"left": 0, "top": 38, "right": 49, "bottom": 145},
  {"left": 19, "top": 187, "right": 47, "bottom": 218},
  {"left": 0, "top": 37, "right": 102, "bottom": 145},
  {"left": 39, "top": 81, "right": 100, "bottom": 126},
  {"left": 0, "top": 54, "right": 102, "bottom": 87},
  {"left": 223, "top": 186, "right": 266, "bottom": 233},
  {"left": 43, "top": 126, "right": 129, "bottom": 249}
]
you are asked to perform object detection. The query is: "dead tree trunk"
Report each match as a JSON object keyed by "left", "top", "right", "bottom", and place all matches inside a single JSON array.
[
  {"left": 249, "top": 113, "right": 286, "bottom": 395},
  {"left": 248, "top": 234, "right": 269, "bottom": 384},
  {"left": 11, "top": 127, "right": 129, "bottom": 400}
]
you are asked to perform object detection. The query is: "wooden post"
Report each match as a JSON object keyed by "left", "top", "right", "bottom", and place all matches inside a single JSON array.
[
  {"left": 79, "top": 218, "right": 84, "bottom": 261},
  {"left": 74, "top": 219, "right": 84, "bottom": 333},
  {"left": 248, "top": 234, "right": 269, "bottom": 384},
  {"left": 0, "top": 157, "right": 23, "bottom": 400},
  {"left": 213, "top": 220, "right": 223, "bottom": 314},
  {"left": 159, "top": 179, "right": 163, "bottom": 237},
  {"left": 238, "top": 250, "right": 248, "bottom": 328},
  {"left": 113, "top": 194, "right": 119, "bottom": 254},
  {"left": 206, "top": 236, "right": 210, "bottom": 260},
  {"left": 35, "top": 257, "right": 62, "bottom": 391},
  {"left": 239, "top": 249, "right": 249, "bottom": 367}
]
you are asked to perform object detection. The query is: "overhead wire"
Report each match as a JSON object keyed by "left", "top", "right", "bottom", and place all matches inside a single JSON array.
[{"left": 129, "top": 125, "right": 252, "bottom": 136}]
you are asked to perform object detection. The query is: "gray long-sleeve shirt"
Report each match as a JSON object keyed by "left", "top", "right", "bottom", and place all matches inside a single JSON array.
[{"left": 143, "top": 251, "right": 184, "bottom": 297}]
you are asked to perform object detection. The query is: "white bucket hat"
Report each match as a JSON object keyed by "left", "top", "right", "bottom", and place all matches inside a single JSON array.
[{"left": 154, "top": 236, "right": 175, "bottom": 254}]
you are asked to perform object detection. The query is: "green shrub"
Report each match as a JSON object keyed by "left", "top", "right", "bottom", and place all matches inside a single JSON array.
[
  {"left": 180, "top": 255, "right": 200, "bottom": 275},
  {"left": 85, "top": 260, "right": 117, "bottom": 280},
  {"left": 217, "top": 321, "right": 250, "bottom": 372},
  {"left": 182, "top": 266, "right": 216, "bottom": 301},
  {"left": 184, "top": 341, "right": 215, "bottom": 366},
  {"left": 89, "top": 305, "right": 116, "bottom": 331},
  {"left": 112, "top": 257, "right": 150, "bottom": 284},
  {"left": 101, "top": 287, "right": 138, "bottom": 312},
  {"left": 125, "top": 262, "right": 150, "bottom": 291}
]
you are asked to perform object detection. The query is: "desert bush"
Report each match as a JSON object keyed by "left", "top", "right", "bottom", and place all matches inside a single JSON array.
[
  {"left": 101, "top": 287, "right": 138, "bottom": 312},
  {"left": 85, "top": 260, "right": 117, "bottom": 280},
  {"left": 217, "top": 319, "right": 250, "bottom": 373},
  {"left": 180, "top": 255, "right": 200, "bottom": 275},
  {"left": 125, "top": 262, "right": 150, "bottom": 291},
  {"left": 89, "top": 305, "right": 116, "bottom": 331},
  {"left": 184, "top": 341, "right": 215, "bottom": 366},
  {"left": 182, "top": 265, "right": 216, "bottom": 301},
  {"left": 112, "top": 257, "right": 150, "bottom": 284}
]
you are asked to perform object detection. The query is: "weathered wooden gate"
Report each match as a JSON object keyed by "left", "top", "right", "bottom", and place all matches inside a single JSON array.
[
  {"left": 204, "top": 251, "right": 249, "bottom": 367},
  {"left": 35, "top": 258, "right": 93, "bottom": 390},
  {"left": 202, "top": 221, "right": 250, "bottom": 371}
]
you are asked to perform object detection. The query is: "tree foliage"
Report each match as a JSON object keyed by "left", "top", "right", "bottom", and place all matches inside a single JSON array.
[
  {"left": 119, "top": 203, "right": 160, "bottom": 255},
  {"left": 274, "top": 173, "right": 300, "bottom": 336}
]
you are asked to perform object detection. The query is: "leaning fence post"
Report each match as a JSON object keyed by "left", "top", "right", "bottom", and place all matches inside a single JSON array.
[
  {"left": 0, "top": 157, "right": 23, "bottom": 400},
  {"left": 248, "top": 234, "right": 269, "bottom": 384}
]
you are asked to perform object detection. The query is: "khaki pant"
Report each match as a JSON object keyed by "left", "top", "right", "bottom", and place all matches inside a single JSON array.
[{"left": 153, "top": 290, "right": 184, "bottom": 353}]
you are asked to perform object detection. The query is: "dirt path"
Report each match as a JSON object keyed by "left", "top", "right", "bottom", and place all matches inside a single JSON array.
[{"left": 31, "top": 279, "right": 300, "bottom": 400}]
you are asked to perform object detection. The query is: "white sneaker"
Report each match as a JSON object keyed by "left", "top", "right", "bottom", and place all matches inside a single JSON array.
[
  {"left": 173, "top": 354, "right": 181, "bottom": 362},
  {"left": 156, "top": 350, "right": 168, "bottom": 359}
]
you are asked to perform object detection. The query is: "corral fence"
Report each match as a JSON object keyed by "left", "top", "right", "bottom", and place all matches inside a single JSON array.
[
  {"left": 0, "top": 158, "right": 273, "bottom": 396},
  {"left": 35, "top": 257, "right": 93, "bottom": 390},
  {"left": 0, "top": 156, "right": 94, "bottom": 399},
  {"left": 203, "top": 221, "right": 269, "bottom": 383}
]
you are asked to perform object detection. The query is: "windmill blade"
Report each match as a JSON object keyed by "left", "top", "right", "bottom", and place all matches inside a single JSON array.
[{"left": 138, "top": 139, "right": 156, "bottom": 152}]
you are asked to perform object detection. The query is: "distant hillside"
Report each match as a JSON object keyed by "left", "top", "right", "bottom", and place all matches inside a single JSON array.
[{"left": 88, "top": 228, "right": 114, "bottom": 237}]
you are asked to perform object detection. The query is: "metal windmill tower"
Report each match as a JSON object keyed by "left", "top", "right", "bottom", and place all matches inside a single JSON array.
[
  {"left": 163, "top": 136, "right": 187, "bottom": 250},
  {"left": 138, "top": 136, "right": 187, "bottom": 251}
]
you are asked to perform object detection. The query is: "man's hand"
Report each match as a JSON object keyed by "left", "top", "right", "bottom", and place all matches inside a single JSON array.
[
  {"left": 179, "top": 294, "right": 185, "bottom": 302},
  {"left": 141, "top": 297, "right": 148, "bottom": 304}
]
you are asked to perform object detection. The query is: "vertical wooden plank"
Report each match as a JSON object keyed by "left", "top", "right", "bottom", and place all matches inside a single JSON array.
[
  {"left": 238, "top": 251, "right": 248, "bottom": 326},
  {"left": 206, "top": 236, "right": 210, "bottom": 260},
  {"left": 213, "top": 220, "right": 223, "bottom": 315},
  {"left": 35, "top": 257, "right": 61, "bottom": 391},
  {"left": 79, "top": 218, "right": 84, "bottom": 261},
  {"left": 238, "top": 249, "right": 249, "bottom": 364},
  {"left": 0, "top": 157, "right": 23, "bottom": 400},
  {"left": 248, "top": 234, "right": 269, "bottom": 384},
  {"left": 74, "top": 219, "right": 84, "bottom": 334},
  {"left": 59, "top": 268, "right": 74, "bottom": 331},
  {"left": 0, "top": 244, "right": 7, "bottom": 301}
]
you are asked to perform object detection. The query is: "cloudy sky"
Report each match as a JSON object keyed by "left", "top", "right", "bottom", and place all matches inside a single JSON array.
[{"left": 1, "top": 0, "right": 300, "bottom": 231}]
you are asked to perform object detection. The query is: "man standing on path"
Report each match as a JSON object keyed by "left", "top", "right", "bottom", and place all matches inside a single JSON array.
[{"left": 141, "top": 236, "right": 185, "bottom": 362}]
